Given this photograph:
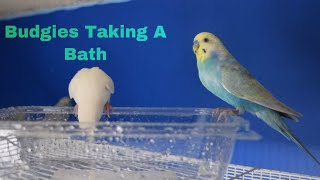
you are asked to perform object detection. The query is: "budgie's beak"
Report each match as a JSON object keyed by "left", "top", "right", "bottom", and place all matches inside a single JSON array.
[{"left": 193, "top": 40, "right": 200, "bottom": 53}]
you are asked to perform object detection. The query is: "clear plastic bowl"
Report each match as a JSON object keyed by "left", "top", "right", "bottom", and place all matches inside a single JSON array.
[{"left": 0, "top": 106, "right": 260, "bottom": 180}]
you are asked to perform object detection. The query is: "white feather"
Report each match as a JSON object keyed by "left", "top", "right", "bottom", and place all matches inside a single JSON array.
[{"left": 68, "top": 67, "right": 114, "bottom": 128}]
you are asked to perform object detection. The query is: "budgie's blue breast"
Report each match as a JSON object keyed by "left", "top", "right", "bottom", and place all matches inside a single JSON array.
[{"left": 197, "top": 58, "right": 258, "bottom": 112}]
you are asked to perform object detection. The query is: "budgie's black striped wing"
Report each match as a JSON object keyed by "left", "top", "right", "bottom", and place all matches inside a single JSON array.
[{"left": 220, "top": 62, "right": 301, "bottom": 120}]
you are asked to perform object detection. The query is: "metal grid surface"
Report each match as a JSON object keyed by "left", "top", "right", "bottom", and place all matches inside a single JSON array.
[{"left": 0, "top": 137, "right": 319, "bottom": 180}]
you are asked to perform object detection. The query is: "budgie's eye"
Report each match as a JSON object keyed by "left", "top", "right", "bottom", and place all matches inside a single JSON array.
[
  {"left": 204, "top": 38, "right": 209, "bottom": 42},
  {"left": 202, "top": 49, "right": 207, "bottom": 53}
]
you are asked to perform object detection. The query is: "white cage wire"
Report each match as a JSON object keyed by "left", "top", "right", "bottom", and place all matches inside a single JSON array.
[{"left": 225, "top": 164, "right": 319, "bottom": 180}]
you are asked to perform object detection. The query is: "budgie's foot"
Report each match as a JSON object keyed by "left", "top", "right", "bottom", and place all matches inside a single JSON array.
[
  {"left": 104, "top": 103, "right": 112, "bottom": 118},
  {"left": 212, "top": 108, "right": 240, "bottom": 121},
  {"left": 74, "top": 104, "right": 78, "bottom": 115}
]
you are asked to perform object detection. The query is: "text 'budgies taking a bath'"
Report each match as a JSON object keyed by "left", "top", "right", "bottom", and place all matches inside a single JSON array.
[
  {"left": 68, "top": 67, "right": 114, "bottom": 129},
  {"left": 192, "top": 32, "right": 320, "bottom": 165}
]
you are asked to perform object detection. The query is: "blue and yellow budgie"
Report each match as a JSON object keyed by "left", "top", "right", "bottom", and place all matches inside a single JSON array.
[{"left": 193, "top": 32, "right": 320, "bottom": 165}]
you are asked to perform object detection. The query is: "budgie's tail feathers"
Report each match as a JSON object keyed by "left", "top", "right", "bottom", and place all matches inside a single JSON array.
[
  {"left": 282, "top": 126, "right": 320, "bottom": 166},
  {"left": 256, "top": 110, "right": 320, "bottom": 166},
  {"left": 279, "top": 111, "right": 300, "bottom": 122}
]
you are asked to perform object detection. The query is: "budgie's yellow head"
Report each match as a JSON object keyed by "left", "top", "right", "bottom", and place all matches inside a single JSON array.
[{"left": 193, "top": 32, "right": 229, "bottom": 62}]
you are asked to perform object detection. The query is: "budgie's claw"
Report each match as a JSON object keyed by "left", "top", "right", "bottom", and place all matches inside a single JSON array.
[
  {"left": 104, "top": 103, "right": 112, "bottom": 118},
  {"left": 212, "top": 108, "right": 240, "bottom": 121},
  {"left": 74, "top": 104, "right": 78, "bottom": 116}
]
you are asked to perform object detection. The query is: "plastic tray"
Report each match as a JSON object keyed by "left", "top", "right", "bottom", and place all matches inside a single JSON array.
[{"left": 0, "top": 106, "right": 260, "bottom": 180}]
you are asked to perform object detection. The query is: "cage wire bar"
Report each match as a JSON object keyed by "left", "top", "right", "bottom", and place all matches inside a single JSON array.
[{"left": 225, "top": 165, "right": 319, "bottom": 180}]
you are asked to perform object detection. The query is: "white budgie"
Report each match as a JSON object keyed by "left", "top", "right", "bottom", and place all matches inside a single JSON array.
[{"left": 68, "top": 67, "right": 114, "bottom": 128}]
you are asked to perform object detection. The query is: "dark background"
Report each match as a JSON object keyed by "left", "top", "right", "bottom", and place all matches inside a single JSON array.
[{"left": 0, "top": 0, "right": 319, "bottom": 176}]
